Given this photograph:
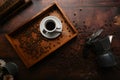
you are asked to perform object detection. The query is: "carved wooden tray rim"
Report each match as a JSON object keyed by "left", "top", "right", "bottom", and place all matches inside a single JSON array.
[{"left": 5, "top": 2, "right": 78, "bottom": 68}]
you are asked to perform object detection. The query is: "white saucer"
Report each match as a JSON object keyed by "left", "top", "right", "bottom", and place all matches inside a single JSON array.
[{"left": 40, "top": 16, "right": 62, "bottom": 39}]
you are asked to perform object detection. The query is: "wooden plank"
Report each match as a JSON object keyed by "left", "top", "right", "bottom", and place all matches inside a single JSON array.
[{"left": 0, "top": 0, "right": 32, "bottom": 24}]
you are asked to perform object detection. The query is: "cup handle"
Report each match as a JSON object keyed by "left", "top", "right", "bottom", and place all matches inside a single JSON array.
[{"left": 55, "top": 28, "right": 62, "bottom": 33}]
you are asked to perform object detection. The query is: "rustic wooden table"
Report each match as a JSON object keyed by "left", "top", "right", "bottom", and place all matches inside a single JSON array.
[{"left": 0, "top": 0, "right": 120, "bottom": 80}]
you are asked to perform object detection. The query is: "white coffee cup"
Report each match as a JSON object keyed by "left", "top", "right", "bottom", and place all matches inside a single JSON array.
[
  {"left": 42, "top": 16, "right": 62, "bottom": 34},
  {"left": 40, "top": 16, "right": 62, "bottom": 39}
]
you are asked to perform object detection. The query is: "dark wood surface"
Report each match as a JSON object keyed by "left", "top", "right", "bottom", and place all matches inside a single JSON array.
[
  {"left": 0, "top": 0, "right": 120, "bottom": 80},
  {"left": 0, "top": 0, "right": 31, "bottom": 24}
]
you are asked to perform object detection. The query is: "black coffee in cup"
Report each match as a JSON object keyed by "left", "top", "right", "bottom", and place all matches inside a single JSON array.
[{"left": 45, "top": 20, "right": 55, "bottom": 31}]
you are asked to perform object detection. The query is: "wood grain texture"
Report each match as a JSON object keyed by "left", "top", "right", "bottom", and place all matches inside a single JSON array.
[
  {"left": 0, "top": 0, "right": 31, "bottom": 24},
  {"left": 0, "top": 0, "right": 120, "bottom": 80}
]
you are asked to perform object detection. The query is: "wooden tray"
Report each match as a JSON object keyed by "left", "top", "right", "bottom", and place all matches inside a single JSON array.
[{"left": 5, "top": 2, "right": 78, "bottom": 68}]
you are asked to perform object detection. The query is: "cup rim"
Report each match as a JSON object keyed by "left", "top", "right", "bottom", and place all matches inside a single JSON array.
[{"left": 44, "top": 19, "right": 56, "bottom": 33}]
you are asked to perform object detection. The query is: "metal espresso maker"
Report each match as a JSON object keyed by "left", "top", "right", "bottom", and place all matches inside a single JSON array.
[{"left": 83, "top": 29, "right": 117, "bottom": 68}]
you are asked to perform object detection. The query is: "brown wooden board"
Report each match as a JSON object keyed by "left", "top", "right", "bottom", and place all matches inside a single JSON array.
[
  {"left": 5, "top": 2, "right": 78, "bottom": 68},
  {"left": 0, "top": 0, "right": 24, "bottom": 16},
  {"left": 0, "top": 0, "right": 31, "bottom": 24}
]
